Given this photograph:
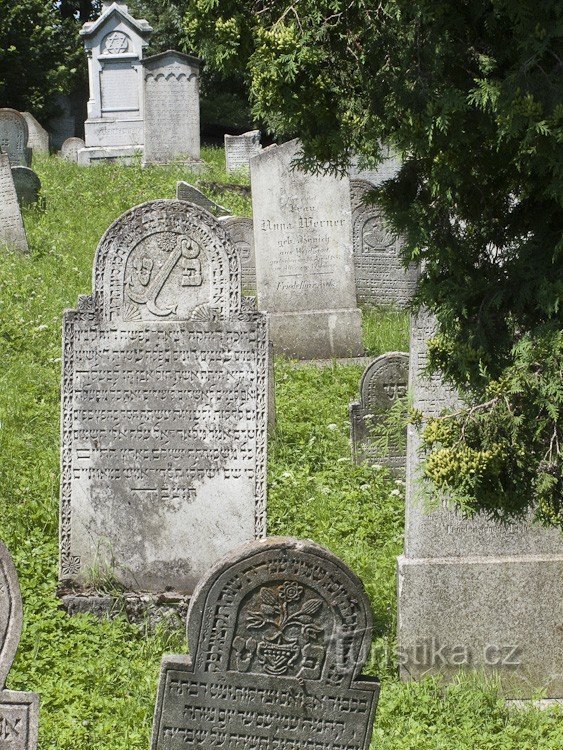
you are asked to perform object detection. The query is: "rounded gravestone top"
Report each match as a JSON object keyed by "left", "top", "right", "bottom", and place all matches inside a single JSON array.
[
  {"left": 360, "top": 352, "right": 409, "bottom": 406},
  {"left": 61, "top": 137, "right": 85, "bottom": 162},
  {"left": 0, "top": 108, "right": 30, "bottom": 167},
  {"left": 11, "top": 166, "right": 41, "bottom": 208}
]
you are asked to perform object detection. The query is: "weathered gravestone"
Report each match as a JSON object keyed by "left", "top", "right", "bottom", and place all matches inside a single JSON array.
[
  {"left": 151, "top": 537, "right": 380, "bottom": 750},
  {"left": 251, "top": 140, "right": 363, "bottom": 359},
  {"left": 11, "top": 167, "right": 41, "bottom": 208},
  {"left": 350, "top": 352, "right": 408, "bottom": 474},
  {"left": 176, "top": 182, "right": 229, "bottom": 217},
  {"left": 0, "top": 539, "right": 40, "bottom": 750},
  {"left": 219, "top": 217, "right": 255, "bottom": 292},
  {"left": 225, "top": 130, "right": 262, "bottom": 174},
  {"left": 61, "top": 137, "right": 86, "bottom": 162},
  {"left": 350, "top": 180, "right": 417, "bottom": 307},
  {"left": 397, "top": 308, "right": 563, "bottom": 698},
  {"left": 0, "top": 109, "right": 31, "bottom": 167},
  {"left": 0, "top": 153, "right": 29, "bottom": 253},
  {"left": 143, "top": 51, "right": 202, "bottom": 165},
  {"left": 46, "top": 94, "right": 76, "bottom": 152},
  {"left": 60, "top": 199, "right": 269, "bottom": 594},
  {"left": 348, "top": 145, "right": 401, "bottom": 187},
  {"left": 21, "top": 113, "right": 49, "bottom": 155}
]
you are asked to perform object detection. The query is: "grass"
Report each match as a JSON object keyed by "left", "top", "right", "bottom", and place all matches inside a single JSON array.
[{"left": 0, "top": 149, "right": 560, "bottom": 749}]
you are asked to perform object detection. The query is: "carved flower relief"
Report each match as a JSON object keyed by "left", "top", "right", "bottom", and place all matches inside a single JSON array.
[{"left": 231, "top": 581, "right": 327, "bottom": 679}]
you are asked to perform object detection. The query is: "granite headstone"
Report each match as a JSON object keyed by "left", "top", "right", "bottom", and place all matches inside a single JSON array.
[
  {"left": 0, "top": 109, "right": 31, "bottom": 167},
  {"left": 0, "top": 539, "right": 40, "bottom": 750},
  {"left": 350, "top": 352, "right": 408, "bottom": 474},
  {"left": 21, "top": 113, "right": 49, "bottom": 155},
  {"left": 225, "top": 130, "right": 262, "bottom": 174},
  {"left": 251, "top": 139, "right": 363, "bottom": 359},
  {"left": 11, "top": 167, "right": 41, "bottom": 208},
  {"left": 60, "top": 199, "right": 269, "bottom": 594},
  {"left": 61, "top": 137, "right": 86, "bottom": 162},
  {"left": 176, "top": 182, "right": 229, "bottom": 217},
  {"left": 219, "top": 217, "right": 255, "bottom": 292},
  {"left": 0, "top": 153, "right": 29, "bottom": 253},
  {"left": 151, "top": 537, "right": 380, "bottom": 750}
]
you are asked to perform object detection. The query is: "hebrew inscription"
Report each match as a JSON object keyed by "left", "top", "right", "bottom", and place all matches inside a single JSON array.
[
  {"left": 0, "top": 109, "right": 30, "bottom": 167},
  {"left": 219, "top": 217, "right": 255, "bottom": 292}
]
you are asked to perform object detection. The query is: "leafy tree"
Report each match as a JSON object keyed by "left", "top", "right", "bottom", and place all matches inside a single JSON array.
[{"left": 184, "top": 0, "right": 563, "bottom": 527}]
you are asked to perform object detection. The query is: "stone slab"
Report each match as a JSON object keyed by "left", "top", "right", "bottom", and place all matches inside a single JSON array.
[
  {"left": 350, "top": 352, "right": 408, "bottom": 473},
  {"left": 78, "top": 145, "right": 142, "bottom": 165},
  {"left": 219, "top": 217, "right": 255, "bottom": 292},
  {"left": 0, "top": 109, "right": 30, "bottom": 167},
  {"left": 251, "top": 140, "right": 363, "bottom": 359},
  {"left": 176, "top": 182, "right": 229, "bottom": 216},
  {"left": 151, "top": 537, "right": 380, "bottom": 750},
  {"left": 0, "top": 153, "right": 29, "bottom": 252},
  {"left": 21, "top": 113, "right": 49, "bottom": 154},
  {"left": 60, "top": 199, "right": 269, "bottom": 594},
  {"left": 348, "top": 145, "right": 401, "bottom": 187},
  {"left": 61, "top": 137, "right": 86, "bottom": 162},
  {"left": 225, "top": 130, "right": 262, "bottom": 174},
  {"left": 11, "top": 167, "right": 41, "bottom": 208},
  {"left": 46, "top": 93, "right": 76, "bottom": 151}
]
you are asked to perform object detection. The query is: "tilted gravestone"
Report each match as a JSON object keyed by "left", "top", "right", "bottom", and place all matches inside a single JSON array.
[
  {"left": 143, "top": 51, "right": 202, "bottom": 165},
  {"left": 151, "top": 537, "right": 380, "bottom": 750},
  {"left": 219, "top": 217, "right": 255, "bottom": 292},
  {"left": 60, "top": 199, "right": 269, "bottom": 594},
  {"left": 0, "top": 109, "right": 31, "bottom": 167},
  {"left": 61, "top": 137, "right": 86, "bottom": 163},
  {"left": 21, "top": 113, "right": 49, "bottom": 155},
  {"left": 11, "top": 167, "right": 41, "bottom": 208},
  {"left": 350, "top": 180, "right": 417, "bottom": 307},
  {"left": 176, "top": 182, "right": 229, "bottom": 217},
  {"left": 225, "top": 130, "right": 262, "bottom": 174},
  {"left": 350, "top": 352, "right": 408, "bottom": 474},
  {"left": 0, "top": 153, "right": 29, "bottom": 253},
  {"left": 0, "top": 539, "right": 40, "bottom": 750},
  {"left": 251, "top": 140, "right": 363, "bottom": 359}
]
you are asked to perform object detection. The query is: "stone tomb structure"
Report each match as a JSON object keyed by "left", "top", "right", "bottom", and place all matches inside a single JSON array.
[
  {"left": 0, "top": 153, "right": 29, "bottom": 253},
  {"left": 397, "top": 308, "right": 563, "bottom": 697},
  {"left": 251, "top": 140, "right": 363, "bottom": 359},
  {"left": 11, "top": 167, "right": 41, "bottom": 208},
  {"left": 0, "top": 539, "right": 40, "bottom": 750},
  {"left": 21, "top": 113, "right": 49, "bottom": 155},
  {"left": 60, "top": 199, "right": 269, "bottom": 594},
  {"left": 225, "top": 130, "right": 262, "bottom": 174},
  {"left": 61, "top": 138, "right": 86, "bottom": 162},
  {"left": 151, "top": 537, "right": 380, "bottom": 750},
  {"left": 143, "top": 51, "right": 201, "bottom": 165},
  {"left": 350, "top": 352, "right": 408, "bottom": 474},
  {"left": 176, "top": 182, "right": 229, "bottom": 217},
  {"left": 350, "top": 180, "right": 417, "bottom": 307},
  {"left": 0, "top": 109, "right": 31, "bottom": 167},
  {"left": 219, "top": 217, "right": 256, "bottom": 293}
]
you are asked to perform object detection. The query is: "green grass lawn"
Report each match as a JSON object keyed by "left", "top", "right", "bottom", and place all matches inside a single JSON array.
[{"left": 0, "top": 150, "right": 560, "bottom": 749}]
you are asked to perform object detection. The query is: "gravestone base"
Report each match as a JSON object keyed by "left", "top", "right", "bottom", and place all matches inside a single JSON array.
[
  {"left": 397, "top": 554, "right": 563, "bottom": 698},
  {"left": 0, "top": 690, "right": 39, "bottom": 750},
  {"left": 78, "top": 145, "right": 143, "bottom": 165},
  {"left": 268, "top": 308, "right": 363, "bottom": 360}
]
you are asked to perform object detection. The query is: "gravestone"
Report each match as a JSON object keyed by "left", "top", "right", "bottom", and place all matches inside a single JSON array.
[
  {"left": 46, "top": 94, "right": 76, "bottom": 151},
  {"left": 61, "top": 137, "right": 86, "bottom": 162},
  {"left": 350, "top": 352, "right": 408, "bottom": 474},
  {"left": 350, "top": 180, "right": 417, "bottom": 307},
  {"left": 219, "top": 217, "right": 255, "bottom": 292},
  {"left": 21, "top": 113, "right": 49, "bottom": 155},
  {"left": 0, "top": 153, "right": 29, "bottom": 253},
  {"left": 143, "top": 51, "right": 201, "bottom": 165},
  {"left": 225, "top": 130, "right": 262, "bottom": 174},
  {"left": 397, "top": 308, "right": 563, "bottom": 698},
  {"left": 151, "top": 537, "right": 380, "bottom": 750},
  {"left": 176, "top": 182, "right": 229, "bottom": 216},
  {"left": 251, "top": 140, "right": 363, "bottom": 359},
  {"left": 60, "top": 199, "right": 269, "bottom": 595},
  {"left": 349, "top": 145, "right": 401, "bottom": 187},
  {"left": 0, "top": 539, "right": 40, "bottom": 750},
  {"left": 0, "top": 109, "right": 31, "bottom": 167},
  {"left": 11, "top": 167, "right": 41, "bottom": 208}
]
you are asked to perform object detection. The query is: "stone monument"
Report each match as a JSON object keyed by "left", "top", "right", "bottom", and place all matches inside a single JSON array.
[
  {"left": 350, "top": 352, "right": 408, "bottom": 474},
  {"left": 397, "top": 308, "right": 563, "bottom": 697},
  {"left": 11, "top": 167, "right": 41, "bottom": 208},
  {"left": 350, "top": 180, "right": 417, "bottom": 307},
  {"left": 219, "top": 217, "right": 255, "bottom": 292},
  {"left": 79, "top": 2, "right": 152, "bottom": 164},
  {"left": 0, "top": 109, "right": 31, "bottom": 167},
  {"left": 21, "top": 113, "right": 49, "bottom": 155},
  {"left": 176, "top": 182, "right": 229, "bottom": 216},
  {"left": 0, "top": 153, "right": 29, "bottom": 253},
  {"left": 251, "top": 140, "right": 363, "bottom": 359},
  {"left": 143, "top": 51, "right": 201, "bottom": 165},
  {"left": 46, "top": 94, "right": 76, "bottom": 151},
  {"left": 151, "top": 537, "right": 380, "bottom": 750},
  {"left": 225, "top": 130, "right": 262, "bottom": 174},
  {"left": 0, "top": 538, "right": 40, "bottom": 750},
  {"left": 60, "top": 199, "right": 269, "bottom": 595},
  {"left": 61, "top": 137, "right": 86, "bottom": 162},
  {"left": 349, "top": 144, "right": 401, "bottom": 187}
]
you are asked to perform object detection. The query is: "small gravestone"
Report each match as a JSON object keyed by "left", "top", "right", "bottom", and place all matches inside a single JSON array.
[
  {"left": 151, "top": 537, "right": 380, "bottom": 750},
  {"left": 350, "top": 180, "right": 417, "bottom": 306},
  {"left": 61, "top": 137, "right": 86, "bottom": 162},
  {"left": 225, "top": 130, "right": 262, "bottom": 174},
  {"left": 143, "top": 51, "right": 201, "bottom": 165},
  {"left": 11, "top": 167, "right": 41, "bottom": 208},
  {"left": 21, "top": 113, "right": 49, "bottom": 155},
  {"left": 46, "top": 93, "right": 76, "bottom": 151},
  {"left": 219, "top": 217, "right": 255, "bottom": 292},
  {"left": 0, "top": 109, "right": 31, "bottom": 167},
  {"left": 0, "top": 539, "right": 40, "bottom": 750},
  {"left": 176, "top": 182, "right": 229, "bottom": 216},
  {"left": 0, "top": 153, "right": 29, "bottom": 252},
  {"left": 60, "top": 199, "right": 269, "bottom": 595},
  {"left": 350, "top": 352, "right": 408, "bottom": 473}
]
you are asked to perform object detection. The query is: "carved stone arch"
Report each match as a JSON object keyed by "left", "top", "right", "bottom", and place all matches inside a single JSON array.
[{"left": 360, "top": 352, "right": 409, "bottom": 405}]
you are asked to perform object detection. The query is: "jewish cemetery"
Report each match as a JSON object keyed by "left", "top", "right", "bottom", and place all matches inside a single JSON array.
[{"left": 0, "top": 2, "right": 561, "bottom": 750}]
